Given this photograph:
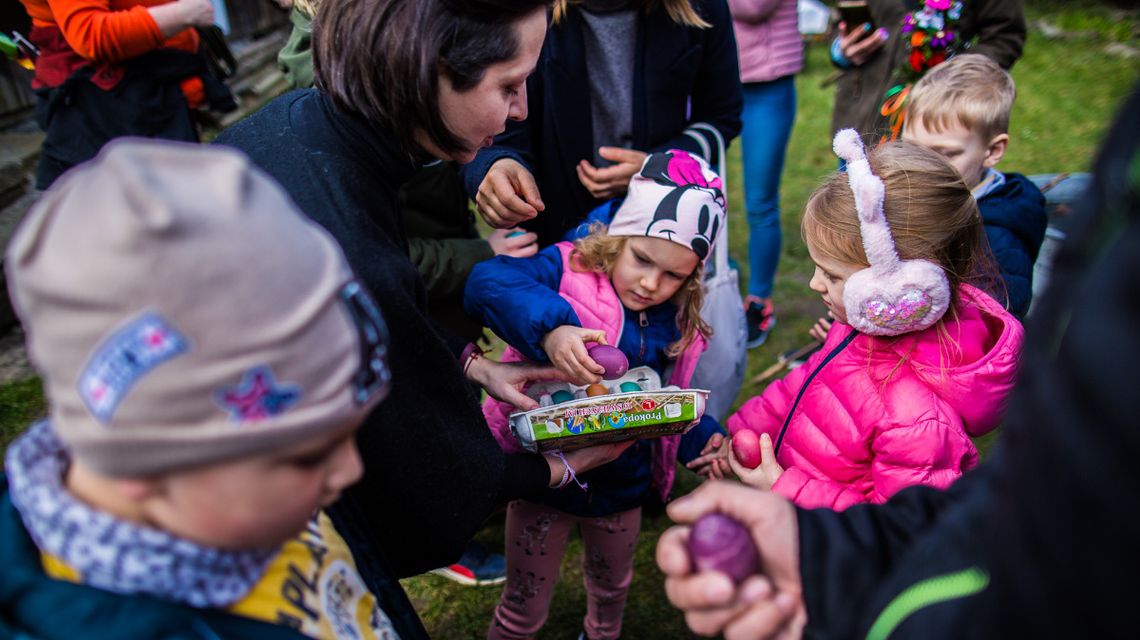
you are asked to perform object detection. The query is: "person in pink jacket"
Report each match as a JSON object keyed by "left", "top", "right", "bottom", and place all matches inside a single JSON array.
[{"left": 719, "top": 131, "right": 1022, "bottom": 510}]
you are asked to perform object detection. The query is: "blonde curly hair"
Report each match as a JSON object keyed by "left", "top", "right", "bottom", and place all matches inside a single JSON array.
[{"left": 571, "top": 224, "right": 711, "bottom": 358}]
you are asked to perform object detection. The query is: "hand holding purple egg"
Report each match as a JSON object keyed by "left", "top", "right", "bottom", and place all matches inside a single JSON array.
[
  {"left": 688, "top": 513, "right": 762, "bottom": 584},
  {"left": 587, "top": 344, "right": 629, "bottom": 380}
]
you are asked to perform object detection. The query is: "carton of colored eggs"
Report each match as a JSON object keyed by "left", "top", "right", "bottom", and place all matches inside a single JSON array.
[{"left": 509, "top": 366, "right": 709, "bottom": 453}]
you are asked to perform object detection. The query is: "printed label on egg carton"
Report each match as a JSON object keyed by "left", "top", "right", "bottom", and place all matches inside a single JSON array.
[{"left": 509, "top": 367, "right": 709, "bottom": 452}]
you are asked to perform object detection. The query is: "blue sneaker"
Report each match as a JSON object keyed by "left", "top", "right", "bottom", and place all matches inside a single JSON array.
[{"left": 430, "top": 541, "right": 506, "bottom": 586}]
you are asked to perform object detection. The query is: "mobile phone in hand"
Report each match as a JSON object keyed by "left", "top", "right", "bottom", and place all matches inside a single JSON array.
[{"left": 838, "top": 1, "right": 875, "bottom": 30}]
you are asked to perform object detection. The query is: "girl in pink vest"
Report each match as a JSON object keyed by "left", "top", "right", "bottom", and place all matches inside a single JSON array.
[
  {"left": 465, "top": 150, "right": 728, "bottom": 640},
  {"left": 720, "top": 132, "right": 1023, "bottom": 511}
]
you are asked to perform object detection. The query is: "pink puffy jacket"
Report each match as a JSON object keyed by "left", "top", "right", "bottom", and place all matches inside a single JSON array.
[{"left": 727, "top": 284, "right": 1023, "bottom": 510}]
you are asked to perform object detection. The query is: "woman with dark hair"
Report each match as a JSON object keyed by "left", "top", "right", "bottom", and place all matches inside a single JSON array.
[{"left": 215, "top": 2, "right": 628, "bottom": 637}]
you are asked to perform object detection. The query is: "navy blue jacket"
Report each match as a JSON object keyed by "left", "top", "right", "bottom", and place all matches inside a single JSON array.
[
  {"left": 979, "top": 172, "right": 1047, "bottom": 317},
  {"left": 464, "top": 245, "right": 723, "bottom": 516},
  {"left": 0, "top": 486, "right": 310, "bottom": 640},
  {"left": 460, "top": 0, "right": 743, "bottom": 246}
]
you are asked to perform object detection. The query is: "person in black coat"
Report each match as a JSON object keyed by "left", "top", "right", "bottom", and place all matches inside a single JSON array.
[
  {"left": 460, "top": 0, "right": 743, "bottom": 245},
  {"left": 215, "top": 1, "right": 630, "bottom": 636},
  {"left": 654, "top": 83, "right": 1140, "bottom": 639}
]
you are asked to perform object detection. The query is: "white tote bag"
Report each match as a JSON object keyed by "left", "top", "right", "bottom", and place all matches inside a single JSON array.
[{"left": 685, "top": 123, "right": 748, "bottom": 421}]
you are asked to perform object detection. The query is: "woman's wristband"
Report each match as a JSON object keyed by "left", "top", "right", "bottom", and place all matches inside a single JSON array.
[
  {"left": 550, "top": 451, "right": 588, "bottom": 491},
  {"left": 460, "top": 342, "right": 486, "bottom": 377}
]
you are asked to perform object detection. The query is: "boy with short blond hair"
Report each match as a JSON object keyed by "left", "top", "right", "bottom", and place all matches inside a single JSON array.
[
  {"left": 0, "top": 140, "right": 413, "bottom": 639},
  {"left": 904, "top": 53, "right": 1047, "bottom": 317}
]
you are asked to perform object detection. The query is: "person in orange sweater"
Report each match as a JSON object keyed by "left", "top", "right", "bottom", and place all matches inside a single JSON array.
[{"left": 21, "top": 0, "right": 225, "bottom": 188}]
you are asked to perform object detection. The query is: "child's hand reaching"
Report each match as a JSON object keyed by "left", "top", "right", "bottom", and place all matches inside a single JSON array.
[
  {"left": 808, "top": 313, "right": 834, "bottom": 344},
  {"left": 541, "top": 325, "right": 609, "bottom": 385},
  {"left": 729, "top": 433, "right": 784, "bottom": 491},
  {"left": 686, "top": 433, "right": 731, "bottom": 480}
]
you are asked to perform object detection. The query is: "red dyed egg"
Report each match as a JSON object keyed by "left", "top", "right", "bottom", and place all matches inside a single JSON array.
[{"left": 732, "top": 430, "right": 762, "bottom": 469}]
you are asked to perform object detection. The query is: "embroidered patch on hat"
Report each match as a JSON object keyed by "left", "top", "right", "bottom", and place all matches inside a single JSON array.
[
  {"left": 78, "top": 312, "right": 188, "bottom": 424},
  {"left": 215, "top": 366, "right": 302, "bottom": 424}
]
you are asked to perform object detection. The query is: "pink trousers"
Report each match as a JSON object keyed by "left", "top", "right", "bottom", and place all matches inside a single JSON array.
[{"left": 487, "top": 500, "right": 642, "bottom": 640}]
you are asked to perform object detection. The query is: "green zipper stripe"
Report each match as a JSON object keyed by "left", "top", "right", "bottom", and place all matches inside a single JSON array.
[{"left": 865, "top": 567, "right": 990, "bottom": 640}]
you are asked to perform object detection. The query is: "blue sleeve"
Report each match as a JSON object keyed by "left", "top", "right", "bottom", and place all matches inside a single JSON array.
[
  {"left": 985, "top": 225, "right": 1035, "bottom": 317},
  {"left": 463, "top": 245, "right": 580, "bottom": 362},
  {"left": 562, "top": 199, "right": 622, "bottom": 241},
  {"left": 677, "top": 414, "right": 726, "bottom": 464}
]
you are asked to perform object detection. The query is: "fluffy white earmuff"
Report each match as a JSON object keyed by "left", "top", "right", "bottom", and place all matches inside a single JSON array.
[{"left": 832, "top": 129, "right": 951, "bottom": 336}]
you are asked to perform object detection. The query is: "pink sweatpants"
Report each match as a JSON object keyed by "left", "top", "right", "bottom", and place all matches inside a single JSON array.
[{"left": 487, "top": 500, "right": 642, "bottom": 640}]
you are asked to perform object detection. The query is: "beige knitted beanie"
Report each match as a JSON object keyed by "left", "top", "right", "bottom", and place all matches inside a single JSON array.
[{"left": 5, "top": 139, "right": 391, "bottom": 477}]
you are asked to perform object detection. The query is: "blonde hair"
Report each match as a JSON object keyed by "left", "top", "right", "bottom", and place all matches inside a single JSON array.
[
  {"left": 905, "top": 54, "right": 1016, "bottom": 143},
  {"left": 552, "top": 0, "right": 711, "bottom": 28},
  {"left": 294, "top": 0, "right": 319, "bottom": 17},
  {"left": 802, "top": 140, "right": 1005, "bottom": 320},
  {"left": 571, "top": 224, "right": 710, "bottom": 357}
]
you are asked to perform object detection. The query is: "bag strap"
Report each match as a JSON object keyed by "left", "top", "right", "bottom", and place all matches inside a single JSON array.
[{"left": 684, "top": 123, "right": 730, "bottom": 277}]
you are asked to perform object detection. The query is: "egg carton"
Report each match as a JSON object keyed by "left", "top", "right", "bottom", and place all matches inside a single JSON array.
[
  {"left": 525, "top": 366, "right": 663, "bottom": 405},
  {"left": 510, "top": 367, "right": 709, "bottom": 453}
]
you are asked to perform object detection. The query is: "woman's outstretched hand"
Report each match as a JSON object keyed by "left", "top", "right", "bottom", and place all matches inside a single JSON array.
[
  {"left": 465, "top": 356, "right": 568, "bottom": 410},
  {"left": 656, "top": 481, "right": 806, "bottom": 639}
]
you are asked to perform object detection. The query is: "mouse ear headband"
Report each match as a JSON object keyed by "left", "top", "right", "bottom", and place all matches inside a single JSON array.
[{"left": 832, "top": 129, "right": 951, "bottom": 336}]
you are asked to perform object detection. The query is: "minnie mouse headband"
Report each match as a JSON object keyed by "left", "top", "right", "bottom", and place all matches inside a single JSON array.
[
  {"left": 832, "top": 130, "right": 951, "bottom": 336},
  {"left": 607, "top": 150, "right": 726, "bottom": 263}
]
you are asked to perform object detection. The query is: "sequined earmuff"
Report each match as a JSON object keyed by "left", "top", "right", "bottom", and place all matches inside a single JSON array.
[{"left": 832, "top": 129, "right": 951, "bottom": 336}]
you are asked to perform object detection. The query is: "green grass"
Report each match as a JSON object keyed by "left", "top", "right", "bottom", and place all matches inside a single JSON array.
[
  {"left": 0, "top": 377, "right": 45, "bottom": 469},
  {"left": 0, "top": 2, "right": 1136, "bottom": 635}
]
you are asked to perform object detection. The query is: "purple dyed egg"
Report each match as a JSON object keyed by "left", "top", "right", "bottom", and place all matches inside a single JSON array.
[
  {"left": 587, "top": 345, "right": 629, "bottom": 380},
  {"left": 688, "top": 513, "right": 761, "bottom": 584}
]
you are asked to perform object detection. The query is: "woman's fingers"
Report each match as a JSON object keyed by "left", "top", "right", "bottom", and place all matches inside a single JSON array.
[{"left": 477, "top": 161, "right": 542, "bottom": 227}]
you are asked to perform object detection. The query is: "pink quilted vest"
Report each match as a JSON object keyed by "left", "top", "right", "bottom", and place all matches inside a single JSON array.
[{"left": 483, "top": 242, "right": 706, "bottom": 501}]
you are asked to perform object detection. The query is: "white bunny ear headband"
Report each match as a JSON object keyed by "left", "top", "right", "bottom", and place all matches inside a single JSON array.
[{"left": 832, "top": 129, "right": 951, "bottom": 336}]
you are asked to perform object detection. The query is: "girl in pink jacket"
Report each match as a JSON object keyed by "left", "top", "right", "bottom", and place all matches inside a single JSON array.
[{"left": 723, "top": 131, "right": 1023, "bottom": 510}]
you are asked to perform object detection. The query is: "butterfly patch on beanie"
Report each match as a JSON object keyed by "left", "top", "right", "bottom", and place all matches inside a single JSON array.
[
  {"left": 78, "top": 312, "right": 188, "bottom": 424},
  {"left": 215, "top": 366, "right": 302, "bottom": 424}
]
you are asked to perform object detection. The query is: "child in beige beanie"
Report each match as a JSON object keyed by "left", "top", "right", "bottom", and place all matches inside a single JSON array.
[{"left": 0, "top": 139, "right": 405, "bottom": 638}]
